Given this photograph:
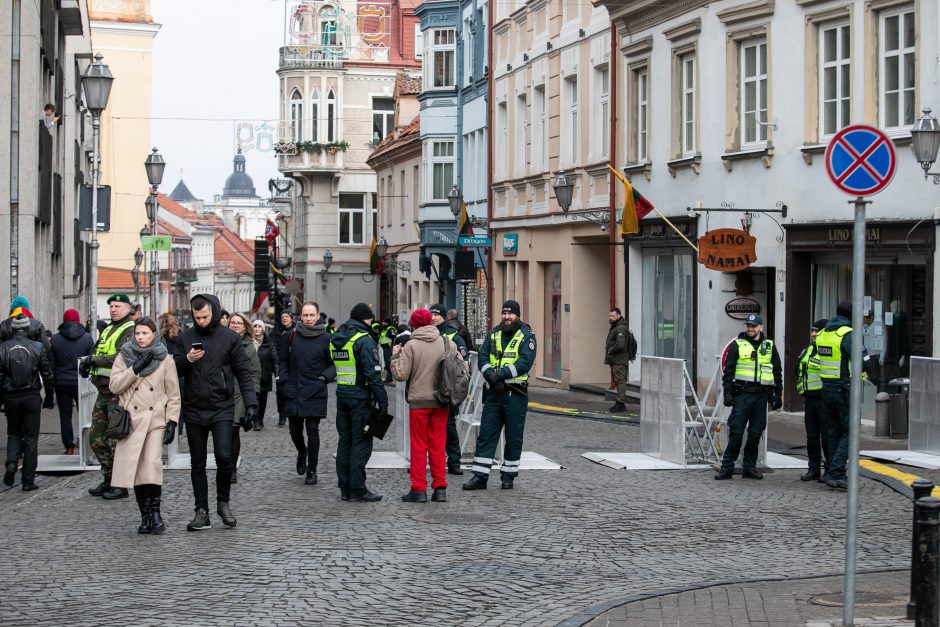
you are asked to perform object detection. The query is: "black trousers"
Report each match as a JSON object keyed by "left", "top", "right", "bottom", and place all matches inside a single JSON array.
[
  {"left": 4, "top": 394, "right": 41, "bottom": 484},
  {"left": 275, "top": 386, "right": 286, "bottom": 418},
  {"left": 231, "top": 425, "right": 241, "bottom": 473},
  {"left": 803, "top": 394, "right": 829, "bottom": 475},
  {"left": 185, "top": 420, "right": 234, "bottom": 511},
  {"left": 720, "top": 391, "right": 768, "bottom": 473},
  {"left": 54, "top": 383, "right": 78, "bottom": 448},
  {"left": 289, "top": 416, "right": 321, "bottom": 471},
  {"left": 445, "top": 405, "right": 461, "bottom": 466},
  {"left": 335, "top": 394, "right": 373, "bottom": 497},
  {"left": 257, "top": 391, "right": 269, "bottom": 426}
]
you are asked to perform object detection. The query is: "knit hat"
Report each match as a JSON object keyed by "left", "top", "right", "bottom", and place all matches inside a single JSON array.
[
  {"left": 501, "top": 300, "right": 521, "bottom": 317},
  {"left": 812, "top": 319, "right": 829, "bottom": 332},
  {"left": 11, "top": 315, "right": 30, "bottom": 330},
  {"left": 350, "top": 303, "right": 374, "bottom": 323},
  {"left": 409, "top": 308, "right": 432, "bottom": 329},
  {"left": 428, "top": 303, "right": 446, "bottom": 318},
  {"left": 9, "top": 296, "right": 29, "bottom": 314},
  {"left": 836, "top": 301, "right": 852, "bottom": 318},
  {"left": 63, "top": 309, "right": 81, "bottom": 324}
]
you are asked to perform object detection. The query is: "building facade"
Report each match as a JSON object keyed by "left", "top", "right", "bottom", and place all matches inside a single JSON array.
[{"left": 204, "top": 149, "right": 272, "bottom": 241}]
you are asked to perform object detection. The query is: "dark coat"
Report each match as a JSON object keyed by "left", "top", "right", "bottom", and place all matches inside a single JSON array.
[
  {"left": 50, "top": 321, "right": 94, "bottom": 386},
  {"left": 173, "top": 294, "right": 258, "bottom": 425},
  {"left": 279, "top": 323, "right": 336, "bottom": 418},
  {"left": 256, "top": 332, "right": 278, "bottom": 393},
  {"left": 273, "top": 318, "right": 294, "bottom": 362},
  {"left": 329, "top": 319, "right": 388, "bottom": 406},
  {"left": 0, "top": 330, "right": 54, "bottom": 398},
  {"left": 604, "top": 317, "right": 632, "bottom": 366},
  {"left": 478, "top": 321, "right": 537, "bottom": 381}
]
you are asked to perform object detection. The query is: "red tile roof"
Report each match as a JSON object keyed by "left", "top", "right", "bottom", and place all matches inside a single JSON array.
[
  {"left": 157, "top": 220, "right": 190, "bottom": 240},
  {"left": 396, "top": 74, "right": 422, "bottom": 96},
  {"left": 370, "top": 116, "right": 420, "bottom": 158},
  {"left": 214, "top": 227, "right": 254, "bottom": 274},
  {"left": 98, "top": 266, "right": 149, "bottom": 290}
]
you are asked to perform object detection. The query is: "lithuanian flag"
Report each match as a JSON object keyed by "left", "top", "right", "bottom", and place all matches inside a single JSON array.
[
  {"left": 456, "top": 200, "right": 472, "bottom": 250},
  {"left": 369, "top": 237, "right": 383, "bottom": 275},
  {"left": 620, "top": 179, "right": 655, "bottom": 236}
]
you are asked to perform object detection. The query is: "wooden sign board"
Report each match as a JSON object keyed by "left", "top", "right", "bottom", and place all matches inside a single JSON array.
[{"left": 697, "top": 228, "right": 757, "bottom": 271}]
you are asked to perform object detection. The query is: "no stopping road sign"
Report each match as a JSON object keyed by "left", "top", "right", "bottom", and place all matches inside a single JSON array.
[{"left": 825, "top": 125, "right": 896, "bottom": 196}]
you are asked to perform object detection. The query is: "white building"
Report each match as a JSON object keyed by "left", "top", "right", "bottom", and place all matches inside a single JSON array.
[{"left": 204, "top": 149, "right": 273, "bottom": 240}]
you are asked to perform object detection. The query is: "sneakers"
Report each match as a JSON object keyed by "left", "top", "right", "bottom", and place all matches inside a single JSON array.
[
  {"left": 102, "top": 486, "right": 129, "bottom": 500},
  {"left": 447, "top": 464, "right": 464, "bottom": 476},
  {"left": 305, "top": 471, "right": 317, "bottom": 485},
  {"left": 462, "top": 475, "right": 488, "bottom": 490},
  {"left": 431, "top": 487, "right": 447, "bottom": 502},
  {"left": 742, "top": 469, "right": 764, "bottom": 480},
  {"left": 88, "top": 479, "right": 110, "bottom": 496},
  {"left": 296, "top": 455, "right": 307, "bottom": 476},
  {"left": 217, "top": 501, "right": 237, "bottom": 527},
  {"left": 351, "top": 491, "right": 382, "bottom": 502},
  {"left": 609, "top": 402, "right": 627, "bottom": 413},
  {"left": 714, "top": 469, "right": 733, "bottom": 480},
  {"left": 3, "top": 463, "right": 15, "bottom": 487},
  {"left": 186, "top": 508, "right": 211, "bottom": 531},
  {"left": 800, "top": 471, "right": 820, "bottom": 482},
  {"left": 401, "top": 490, "right": 427, "bottom": 503}
]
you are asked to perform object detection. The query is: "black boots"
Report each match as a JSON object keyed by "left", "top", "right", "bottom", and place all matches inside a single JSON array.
[
  {"left": 305, "top": 471, "right": 317, "bottom": 485},
  {"left": 401, "top": 490, "right": 427, "bottom": 503},
  {"left": 90, "top": 475, "right": 129, "bottom": 499},
  {"left": 3, "top": 462, "right": 15, "bottom": 487},
  {"left": 447, "top": 464, "right": 464, "bottom": 475},
  {"left": 135, "top": 487, "right": 152, "bottom": 534},
  {"left": 714, "top": 469, "right": 733, "bottom": 480},
  {"left": 501, "top": 477, "right": 514, "bottom": 490},
  {"left": 150, "top": 486, "right": 165, "bottom": 534},
  {"left": 742, "top": 469, "right": 763, "bottom": 480},
  {"left": 431, "top": 487, "right": 447, "bottom": 502},
  {"left": 352, "top": 491, "right": 382, "bottom": 502},
  {"left": 296, "top": 454, "right": 307, "bottom": 476},
  {"left": 800, "top": 471, "right": 820, "bottom": 482},
  {"left": 88, "top": 478, "right": 111, "bottom": 496},
  {"left": 609, "top": 402, "right": 627, "bottom": 413},
  {"left": 462, "top": 475, "right": 487, "bottom": 490}
]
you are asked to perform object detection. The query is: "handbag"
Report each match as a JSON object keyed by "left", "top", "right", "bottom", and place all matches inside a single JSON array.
[
  {"left": 363, "top": 404, "right": 394, "bottom": 440},
  {"left": 107, "top": 379, "right": 145, "bottom": 440}
]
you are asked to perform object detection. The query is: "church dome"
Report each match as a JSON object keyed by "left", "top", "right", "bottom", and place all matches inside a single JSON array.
[{"left": 222, "top": 149, "right": 257, "bottom": 198}]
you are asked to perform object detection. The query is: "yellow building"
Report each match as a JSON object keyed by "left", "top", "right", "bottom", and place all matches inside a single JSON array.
[{"left": 89, "top": 0, "right": 160, "bottom": 270}]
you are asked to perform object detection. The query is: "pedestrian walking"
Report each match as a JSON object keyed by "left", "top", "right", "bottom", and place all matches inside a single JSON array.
[
  {"left": 715, "top": 314, "right": 782, "bottom": 481},
  {"left": 1, "top": 315, "right": 55, "bottom": 491},
  {"left": 273, "top": 310, "right": 295, "bottom": 426},
  {"left": 463, "top": 300, "right": 537, "bottom": 491},
  {"left": 815, "top": 301, "right": 870, "bottom": 490},
  {"left": 1, "top": 296, "right": 50, "bottom": 351},
  {"left": 173, "top": 294, "right": 258, "bottom": 531},
  {"left": 280, "top": 302, "right": 335, "bottom": 486},
  {"left": 391, "top": 308, "right": 466, "bottom": 503},
  {"left": 80, "top": 293, "right": 136, "bottom": 500},
  {"left": 108, "top": 317, "right": 181, "bottom": 534},
  {"left": 330, "top": 303, "right": 388, "bottom": 502},
  {"left": 158, "top": 313, "right": 184, "bottom": 355},
  {"left": 227, "top": 313, "right": 261, "bottom": 484},
  {"left": 446, "top": 308, "right": 473, "bottom": 350},
  {"left": 797, "top": 320, "right": 831, "bottom": 482},
  {"left": 251, "top": 320, "right": 277, "bottom": 430},
  {"left": 604, "top": 307, "right": 636, "bottom": 413},
  {"left": 429, "top": 303, "right": 468, "bottom": 475},
  {"left": 50, "top": 309, "right": 94, "bottom": 454}
]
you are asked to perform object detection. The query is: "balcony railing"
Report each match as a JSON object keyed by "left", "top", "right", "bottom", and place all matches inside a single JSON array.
[{"left": 279, "top": 46, "right": 345, "bottom": 70}]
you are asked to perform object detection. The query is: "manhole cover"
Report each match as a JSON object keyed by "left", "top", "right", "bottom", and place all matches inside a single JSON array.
[
  {"left": 413, "top": 513, "right": 504, "bottom": 525},
  {"left": 810, "top": 592, "right": 907, "bottom": 608}
]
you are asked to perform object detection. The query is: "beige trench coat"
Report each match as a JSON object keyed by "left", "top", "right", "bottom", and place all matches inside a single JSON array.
[{"left": 109, "top": 355, "right": 181, "bottom": 488}]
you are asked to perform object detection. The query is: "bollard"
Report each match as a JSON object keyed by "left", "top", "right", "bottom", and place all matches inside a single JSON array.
[
  {"left": 874, "top": 392, "right": 891, "bottom": 437},
  {"left": 914, "top": 496, "right": 940, "bottom": 627},
  {"left": 909, "top": 480, "right": 936, "bottom": 620}
]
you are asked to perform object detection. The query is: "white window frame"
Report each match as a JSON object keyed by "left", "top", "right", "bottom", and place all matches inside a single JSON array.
[
  {"left": 515, "top": 93, "right": 527, "bottom": 176},
  {"left": 319, "top": 7, "right": 339, "bottom": 48},
  {"left": 414, "top": 24, "right": 423, "bottom": 59},
  {"left": 338, "top": 193, "right": 365, "bottom": 245},
  {"left": 497, "top": 101, "right": 508, "bottom": 178},
  {"left": 564, "top": 76, "right": 579, "bottom": 165},
  {"left": 740, "top": 39, "right": 768, "bottom": 147},
  {"left": 310, "top": 88, "right": 319, "bottom": 142},
  {"left": 372, "top": 96, "right": 394, "bottom": 142},
  {"left": 818, "top": 22, "right": 850, "bottom": 139},
  {"left": 636, "top": 69, "right": 648, "bottom": 161},
  {"left": 595, "top": 65, "right": 610, "bottom": 159},
  {"left": 680, "top": 54, "right": 696, "bottom": 155},
  {"left": 326, "top": 88, "right": 336, "bottom": 143},
  {"left": 879, "top": 6, "right": 916, "bottom": 130},
  {"left": 426, "top": 29, "right": 456, "bottom": 89},
  {"left": 533, "top": 84, "right": 546, "bottom": 171},
  {"left": 428, "top": 140, "right": 455, "bottom": 201},
  {"left": 289, "top": 89, "right": 303, "bottom": 143}
]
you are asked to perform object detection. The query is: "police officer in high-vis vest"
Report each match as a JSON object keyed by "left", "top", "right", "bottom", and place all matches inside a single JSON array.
[
  {"left": 715, "top": 313, "right": 782, "bottom": 481},
  {"left": 796, "top": 319, "right": 830, "bottom": 482},
  {"left": 79, "top": 293, "right": 136, "bottom": 499},
  {"left": 429, "top": 303, "right": 468, "bottom": 475},
  {"left": 378, "top": 318, "right": 397, "bottom": 383},
  {"left": 464, "top": 300, "right": 536, "bottom": 491},
  {"left": 330, "top": 303, "right": 388, "bottom": 502},
  {"left": 814, "top": 301, "right": 869, "bottom": 490}
]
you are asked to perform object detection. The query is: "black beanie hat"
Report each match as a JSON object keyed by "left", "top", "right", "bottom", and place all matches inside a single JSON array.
[
  {"left": 812, "top": 319, "right": 830, "bottom": 331},
  {"left": 351, "top": 303, "right": 374, "bottom": 323},
  {"left": 501, "top": 300, "right": 521, "bottom": 316},
  {"left": 836, "top": 301, "right": 852, "bottom": 318}
]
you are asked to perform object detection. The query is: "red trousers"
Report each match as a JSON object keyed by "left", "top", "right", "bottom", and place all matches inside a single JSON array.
[{"left": 409, "top": 407, "right": 449, "bottom": 491}]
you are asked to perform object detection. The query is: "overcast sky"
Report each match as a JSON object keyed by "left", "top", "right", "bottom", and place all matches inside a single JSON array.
[{"left": 151, "top": 0, "right": 287, "bottom": 202}]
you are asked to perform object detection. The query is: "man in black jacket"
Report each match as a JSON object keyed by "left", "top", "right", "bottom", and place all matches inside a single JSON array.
[
  {"left": 273, "top": 310, "right": 295, "bottom": 426},
  {"left": 50, "top": 309, "right": 94, "bottom": 454},
  {"left": 174, "top": 294, "right": 258, "bottom": 531}
]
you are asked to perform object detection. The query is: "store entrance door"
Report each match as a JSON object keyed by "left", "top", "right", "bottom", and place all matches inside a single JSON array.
[{"left": 641, "top": 250, "right": 695, "bottom": 367}]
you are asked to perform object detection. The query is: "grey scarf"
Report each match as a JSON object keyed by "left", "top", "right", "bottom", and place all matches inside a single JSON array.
[
  {"left": 294, "top": 320, "right": 325, "bottom": 338},
  {"left": 120, "top": 338, "right": 168, "bottom": 378}
]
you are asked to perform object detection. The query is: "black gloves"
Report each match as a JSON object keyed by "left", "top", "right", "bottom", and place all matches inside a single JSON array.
[
  {"left": 132, "top": 352, "right": 154, "bottom": 375},
  {"left": 483, "top": 369, "right": 501, "bottom": 386},
  {"left": 771, "top": 395, "right": 782, "bottom": 410},
  {"left": 163, "top": 423, "right": 176, "bottom": 446},
  {"left": 723, "top": 391, "right": 735, "bottom": 407},
  {"left": 378, "top": 404, "right": 388, "bottom": 415},
  {"left": 242, "top": 405, "right": 258, "bottom": 432},
  {"left": 79, "top": 357, "right": 93, "bottom": 378},
  {"left": 491, "top": 380, "right": 506, "bottom": 394},
  {"left": 43, "top": 395, "right": 55, "bottom": 410},
  {"left": 732, "top": 382, "right": 743, "bottom": 397}
]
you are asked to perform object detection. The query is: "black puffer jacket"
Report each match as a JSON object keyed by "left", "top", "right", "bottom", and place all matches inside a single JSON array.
[
  {"left": 273, "top": 317, "right": 294, "bottom": 363},
  {"left": 256, "top": 332, "right": 277, "bottom": 393},
  {"left": 50, "top": 321, "right": 94, "bottom": 386},
  {"left": 173, "top": 294, "right": 258, "bottom": 425},
  {"left": 279, "top": 322, "right": 336, "bottom": 418}
]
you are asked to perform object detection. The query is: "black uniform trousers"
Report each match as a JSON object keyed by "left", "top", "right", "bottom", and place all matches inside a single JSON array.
[
  {"left": 335, "top": 393, "right": 373, "bottom": 497},
  {"left": 4, "top": 394, "right": 42, "bottom": 485},
  {"left": 803, "top": 393, "right": 829, "bottom": 476},
  {"left": 185, "top": 419, "right": 234, "bottom": 511},
  {"left": 445, "top": 405, "right": 461, "bottom": 467},
  {"left": 820, "top": 389, "right": 850, "bottom": 481},
  {"left": 470, "top": 387, "right": 528, "bottom": 480},
  {"left": 720, "top": 390, "right": 768, "bottom": 473},
  {"left": 54, "top": 383, "right": 78, "bottom": 449}
]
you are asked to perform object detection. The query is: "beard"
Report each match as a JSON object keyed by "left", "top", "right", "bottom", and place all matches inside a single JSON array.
[{"left": 501, "top": 319, "right": 516, "bottom": 332}]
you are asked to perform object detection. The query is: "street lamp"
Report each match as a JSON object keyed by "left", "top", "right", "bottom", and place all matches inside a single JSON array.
[
  {"left": 81, "top": 52, "right": 114, "bottom": 338},
  {"left": 911, "top": 107, "right": 940, "bottom": 184},
  {"left": 552, "top": 171, "right": 574, "bottom": 213},
  {"left": 321, "top": 249, "right": 333, "bottom": 283},
  {"left": 448, "top": 184, "right": 462, "bottom": 218},
  {"left": 375, "top": 236, "right": 388, "bottom": 259},
  {"left": 144, "top": 147, "right": 166, "bottom": 187},
  {"left": 144, "top": 147, "right": 165, "bottom": 326}
]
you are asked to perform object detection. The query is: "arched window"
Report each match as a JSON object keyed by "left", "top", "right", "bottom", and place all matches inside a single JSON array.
[
  {"left": 326, "top": 88, "right": 336, "bottom": 143},
  {"left": 289, "top": 89, "right": 303, "bottom": 143},
  {"left": 310, "top": 88, "right": 320, "bottom": 142}
]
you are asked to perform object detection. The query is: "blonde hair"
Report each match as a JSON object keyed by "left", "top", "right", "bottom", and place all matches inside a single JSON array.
[{"left": 160, "top": 313, "right": 180, "bottom": 339}]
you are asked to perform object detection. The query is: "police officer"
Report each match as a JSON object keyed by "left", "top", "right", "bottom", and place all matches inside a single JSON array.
[
  {"left": 429, "top": 303, "right": 468, "bottom": 475},
  {"left": 463, "top": 300, "right": 536, "bottom": 491},
  {"left": 797, "top": 319, "right": 830, "bottom": 482},
  {"left": 330, "top": 303, "right": 388, "bottom": 502},
  {"left": 715, "top": 314, "right": 782, "bottom": 481},
  {"left": 378, "top": 318, "right": 397, "bottom": 383},
  {"left": 815, "top": 301, "right": 869, "bottom": 490},
  {"left": 79, "top": 293, "right": 136, "bottom": 499}
]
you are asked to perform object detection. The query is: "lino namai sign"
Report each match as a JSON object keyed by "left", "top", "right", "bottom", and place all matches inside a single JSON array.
[{"left": 697, "top": 228, "right": 757, "bottom": 271}]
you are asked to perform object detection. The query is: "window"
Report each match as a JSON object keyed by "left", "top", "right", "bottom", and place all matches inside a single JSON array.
[
  {"left": 464, "top": 20, "right": 473, "bottom": 84},
  {"left": 635, "top": 69, "right": 648, "bottom": 161},
  {"left": 565, "top": 76, "right": 578, "bottom": 164},
  {"left": 372, "top": 97, "right": 394, "bottom": 142},
  {"left": 320, "top": 6, "right": 338, "bottom": 48},
  {"left": 680, "top": 54, "right": 695, "bottom": 155},
  {"left": 372, "top": 193, "right": 378, "bottom": 241},
  {"left": 430, "top": 140, "right": 455, "bottom": 200},
  {"left": 289, "top": 89, "right": 303, "bottom": 142},
  {"left": 533, "top": 85, "right": 546, "bottom": 170},
  {"left": 497, "top": 101, "right": 508, "bottom": 177},
  {"left": 399, "top": 169, "right": 405, "bottom": 223},
  {"left": 880, "top": 7, "right": 915, "bottom": 129},
  {"left": 414, "top": 24, "right": 423, "bottom": 59},
  {"left": 818, "top": 23, "right": 850, "bottom": 137},
  {"left": 429, "top": 29, "right": 455, "bottom": 88},
  {"left": 338, "top": 193, "right": 365, "bottom": 244},
  {"left": 515, "top": 93, "right": 527, "bottom": 176},
  {"left": 596, "top": 66, "right": 610, "bottom": 159},
  {"left": 310, "top": 88, "right": 319, "bottom": 142},
  {"left": 740, "top": 40, "right": 768, "bottom": 146},
  {"left": 326, "top": 88, "right": 336, "bottom": 142}
]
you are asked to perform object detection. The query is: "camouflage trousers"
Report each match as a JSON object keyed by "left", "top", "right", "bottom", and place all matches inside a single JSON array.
[{"left": 89, "top": 390, "right": 116, "bottom": 479}]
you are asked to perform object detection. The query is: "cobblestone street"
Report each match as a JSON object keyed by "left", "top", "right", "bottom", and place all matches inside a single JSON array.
[{"left": 0, "top": 393, "right": 914, "bottom": 626}]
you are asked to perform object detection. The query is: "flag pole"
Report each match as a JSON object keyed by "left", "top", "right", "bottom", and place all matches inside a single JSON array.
[{"left": 607, "top": 165, "right": 699, "bottom": 253}]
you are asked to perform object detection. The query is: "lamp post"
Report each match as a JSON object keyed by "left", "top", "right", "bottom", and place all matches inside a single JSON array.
[
  {"left": 912, "top": 107, "right": 940, "bottom": 184},
  {"left": 321, "top": 249, "right": 333, "bottom": 283},
  {"left": 552, "top": 171, "right": 574, "bottom": 213},
  {"left": 132, "top": 247, "right": 143, "bottom": 302},
  {"left": 81, "top": 53, "right": 114, "bottom": 338},
  {"left": 448, "top": 184, "right": 462, "bottom": 218},
  {"left": 144, "top": 147, "right": 165, "bottom": 326}
]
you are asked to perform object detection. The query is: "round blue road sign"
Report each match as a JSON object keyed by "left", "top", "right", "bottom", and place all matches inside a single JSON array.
[{"left": 825, "top": 125, "right": 896, "bottom": 196}]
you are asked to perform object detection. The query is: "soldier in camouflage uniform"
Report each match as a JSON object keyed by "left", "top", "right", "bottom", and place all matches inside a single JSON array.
[{"left": 80, "top": 293, "right": 135, "bottom": 500}]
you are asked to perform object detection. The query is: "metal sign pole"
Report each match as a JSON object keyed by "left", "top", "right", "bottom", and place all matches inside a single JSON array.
[{"left": 843, "top": 196, "right": 869, "bottom": 626}]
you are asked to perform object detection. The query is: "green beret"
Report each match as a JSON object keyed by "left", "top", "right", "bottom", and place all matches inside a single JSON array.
[{"left": 107, "top": 293, "right": 131, "bottom": 304}]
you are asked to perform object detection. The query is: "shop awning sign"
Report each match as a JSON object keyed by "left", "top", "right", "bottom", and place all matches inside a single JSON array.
[
  {"left": 697, "top": 228, "right": 757, "bottom": 271},
  {"left": 825, "top": 125, "right": 896, "bottom": 196},
  {"left": 725, "top": 298, "right": 761, "bottom": 320}
]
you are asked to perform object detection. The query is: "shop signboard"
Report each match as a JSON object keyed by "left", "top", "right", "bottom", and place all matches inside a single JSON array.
[
  {"left": 697, "top": 228, "right": 757, "bottom": 271},
  {"left": 725, "top": 297, "right": 761, "bottom": 320},
  {"left": 502, "top": 233, "right": 519, "bottom": 257}
]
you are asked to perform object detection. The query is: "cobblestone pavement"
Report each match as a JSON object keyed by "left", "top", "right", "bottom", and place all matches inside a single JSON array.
[{"left": 0, "top": 390, "right": 914, "bottom": 626}]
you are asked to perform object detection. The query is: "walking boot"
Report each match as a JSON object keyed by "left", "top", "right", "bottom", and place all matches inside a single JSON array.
[
  {"left": 305, "top": 471, "right": 317, "bottom": 485},
  {"left": 609, "top": 402, "right": 627, "bottom": 413},
  {"left": 3, "top": 463, "right": 16, "bottom": 487},
  {"left": 88, "top": 477, "right": 111, "bottom": 496},
  {"left": 800, "top": 471, "right": 820, "bottom": 482},
  {"left": 501, "top": 477, "right": 514, "bottom": 490},
  {"left": 401, "top": 490, "right": 427, "bottom": 503},
  {"left": 102, "top": 486, "right": 129, "bottom": 500},
  {"left": 447, "top": 464, "right": 464, "bottom": 476},
  {"left": 135, "top": 488, "right": 152, "bottom": 534},
  {"left": 278, "top": 416, "right": 286, "bottom": 427},
  {"left": 340, "top": 490, "right": 350, "bottom": 501},
  {"left": 296, "top": 454, "right": 307, "bottom": 476},
  {"left": 186, "top": 508, "right": 211, "bottom": 531},
  {"left": 230, "top": 469, "right": 238, "bottom": 484},
  {"left": 217, "top": 500, "right": 237, "bottom": 527},
  {"left": 150, "top": 486, "right": 166, "bottom": 534},
  {"left": 826, "top": 478, "right": 848, "bottom": 490},
  {"left": 431, "top": 487, "right": 447, "bottom": 502},
  {"left": 462, "top": 475, "right": 487, "bottom": 490},
  {"left": 714, "top": 469, "right": 733, "bottom": 480},
  {"left": 253, "top": 420, "right": 263, "bottom": 432},
  {"left": 742, "top": 469, "right": 763, "bottom": 480},
  {"left": 21, "top": 482, "right": 38, "bottom": 491},
  {"left": 351, "top": 491, "right": 382, "bottom": 502}
]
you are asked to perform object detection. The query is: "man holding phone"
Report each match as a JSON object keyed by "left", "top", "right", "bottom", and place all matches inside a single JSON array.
[{"left": 174, "top": 294, "right": 257, "bottom": 531}]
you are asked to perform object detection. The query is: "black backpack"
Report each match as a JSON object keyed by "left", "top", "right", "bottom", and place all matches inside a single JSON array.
[
  {"left": 434, "top": 336, "right": 471, "bottom": 407},
  {"left": 3, "top": 340, "right": 39, "bottom": 390},
  {"left": 627, "top": 331, "right": 638, "bottom": 362}
]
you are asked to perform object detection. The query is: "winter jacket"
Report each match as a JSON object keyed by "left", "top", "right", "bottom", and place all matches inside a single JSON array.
[
  {"left": 815, "top": 315, "right": 871, "bottom": 391},
  {"left": 89, "top": 315, "right": 135, "bottom": 390},
  {"left": 233, "top": 334, "right": 261, "bottom": 425},
  {"left": 722, "top": 331, "right": 783, "bottom": 395},
  {"left": 329, "top": 319, "right": 388, "bottom": 407},
  {"left": 256, "top": 332, "right": 278, "bottom": 393},
  {"left": 280, "top": 323, "right": 336, "bottom": 418},
  {"left": 173, "top": 293, "right": 258, "bottom": 425},
  {"left": 391, "top": 325, "right": 464, "bottom": 409},
  {"left": 448, "top": 319, "right": 474, "bottom": 352},
  {"left": 0, "top": 316, "right": 51, "bottom": 352},
  {"left": 604, "top": 317, "right": 633, "bottom": 366},
  {"left": 273, "top": 319, "right": 295, "bottom": 363},
  {"left": 50, "top": 321, "right": 94, "bottom": 386},
  {"left": 0, "top": 330, "right": 54, "bottom": 399}
]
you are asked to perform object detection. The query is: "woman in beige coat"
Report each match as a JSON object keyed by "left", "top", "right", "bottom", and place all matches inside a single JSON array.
[{"left": 109, "top": 318, "right": 181, "bottom": 534}]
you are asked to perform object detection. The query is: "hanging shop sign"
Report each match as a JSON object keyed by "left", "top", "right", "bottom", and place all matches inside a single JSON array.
[
  {"left": 697, "top": 228, "right": 757, "bottom": 271},
  {"left": 725, "top": 298, "right": 761, "bottom": 320}
]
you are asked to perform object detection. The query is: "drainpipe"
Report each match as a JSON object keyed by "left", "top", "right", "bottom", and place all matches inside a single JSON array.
[
  {"left": 485, "top": 0, "right": 494, "bottom": 324},
  {"left": 454, "top": 2, "right": 464, "bottom": 313},
  {"left": 608, "top": 26, "right": 617, "bottom": 309},
  {"left": 9, "top": 0, "right": 20, "bottom": 301}
]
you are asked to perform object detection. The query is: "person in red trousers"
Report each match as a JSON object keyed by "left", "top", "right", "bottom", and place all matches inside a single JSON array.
[{"left": 390, "top": 308, "right": 466, "bottom": 503}]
